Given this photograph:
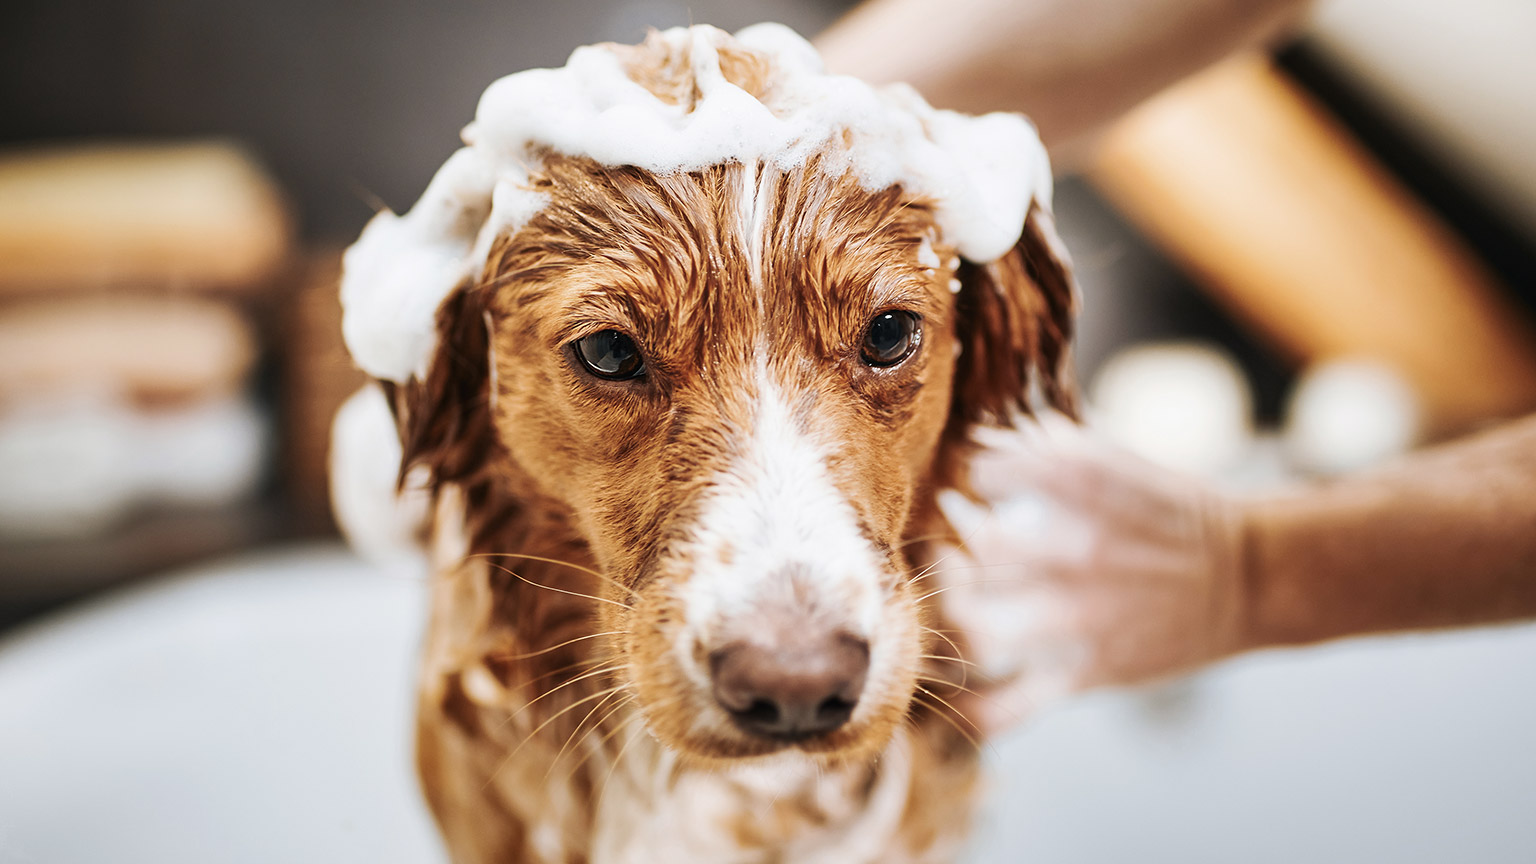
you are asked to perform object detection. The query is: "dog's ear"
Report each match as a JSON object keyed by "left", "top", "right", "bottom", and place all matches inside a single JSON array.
[
  {"left": 949, "top": 202, "right": 1079, "bottom": 432},
  {"left": 379, "top": 283, "right": 497, "bottom": 496}
]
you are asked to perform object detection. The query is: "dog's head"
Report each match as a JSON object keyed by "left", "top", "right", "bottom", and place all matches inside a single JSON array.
[{"left": 342, "top": 24, "right": 1074, "bottom": 766}]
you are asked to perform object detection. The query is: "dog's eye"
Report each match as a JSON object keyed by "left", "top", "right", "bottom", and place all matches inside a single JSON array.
[
  {"left": 861, "top": 311, "right": 921, "bottom": 367},
  {"left": 572, "top": 330, "right": 646, "bottom": 380}
]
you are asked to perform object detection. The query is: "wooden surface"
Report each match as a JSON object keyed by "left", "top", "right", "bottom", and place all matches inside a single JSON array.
[
  {"left": 0, "top": 142, "right": 291, "bottom": 294},
  {"left": 1090, "top": 55, "right": 1536, "bottom": 436}
]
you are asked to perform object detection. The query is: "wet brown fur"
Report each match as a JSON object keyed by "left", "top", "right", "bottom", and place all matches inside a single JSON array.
[{"left": 379, "top": 29, "right": 1076, "bottom": 864}]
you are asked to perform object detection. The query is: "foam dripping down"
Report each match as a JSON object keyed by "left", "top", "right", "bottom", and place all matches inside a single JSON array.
[{"left": 341, "top": 23, "right": 1055, "bottom": 383}]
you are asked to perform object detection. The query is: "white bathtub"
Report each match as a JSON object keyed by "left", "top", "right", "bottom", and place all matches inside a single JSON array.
[{"left": 2, "top": 544, "right": 1532, "bottom": 863}]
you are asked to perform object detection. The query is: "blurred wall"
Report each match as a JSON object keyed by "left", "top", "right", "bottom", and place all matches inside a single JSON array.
[
  {"left": 0, "top": 0, "right": 847, "bottom": 241},
  {"left": 1310, "top": 0, "right": 1536, "bottom": 242}
]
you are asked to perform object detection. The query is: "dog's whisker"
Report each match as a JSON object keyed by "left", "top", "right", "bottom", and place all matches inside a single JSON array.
[
  {"left": 546, "top": 687, "right": 629, "bottom": 779},
  {"left": 483, "top": 682, "right": 632, "bottom": 794},
  {"left": 917, "top": 674, "right": 1029, "bottom": 729},
  {"left": 913, "top": 697, "right": 984, "bottom": 754},
  {"left": 905, "top": 552, "right": 957, "bottom": 588},
  {"left": 920, "top": 626, "right": 966, "bottom": 665},
  {"left": 915, "top": 685, "right": 985, "bottom": 738},
  {"left": 909, "top": 648, "right": 970, "bottom": 688},
  {"left": 486, "top": 562, "right": 634, "bottom": 611},
  {"left": 470, "top": 551, "right": 636, "bottom": 598},
  {"left": 490, "top": 630, "right": 624, "bottom": 662},
  {"left": 905, "top": 505, "right": 998, "bottom": 589},
  {"left": 922, "top": 560, "right": 1047, "bottom": 577},
  {"left": 495, "top": 662, "right": 627, "bottom": 733},
  {"left": 919, "top": 653, "right": 978, "bottom": 669},
  {"left": 504, "top": 654, "right": 616, "bottom": 698},
  {"left": 594, "top": 717, "right": 647, "bottom": 812},
  {"left": 905, "top": 547, "right": 977, "bottom": 589},
  {"left": 912, "top": 689, "right": 985, "bottom": 754},
  {"left": 918, "top": 651, "right": 976, "bottom": 689},
  {"left": 912, "top": 575, "right": 1036, "bottom": 605},
  {"left": 558, "top": 694, "right": 638, "bottom": 783},
  {"left": 505, "top": 683, "right": 631, "bottom": 763},
  {"left": 893, "top": 531, "right": 952, "bottom": 551},
  {"left": 901, "top": 711, "right": 949, "bottom": 765},
  {"left": 916, "top": 674, "right": 990, "bottom": 703}
]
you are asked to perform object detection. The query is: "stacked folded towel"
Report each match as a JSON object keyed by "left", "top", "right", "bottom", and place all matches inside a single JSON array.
[{"left": 0, "top": 142, "right": 289, "bottom": 541}]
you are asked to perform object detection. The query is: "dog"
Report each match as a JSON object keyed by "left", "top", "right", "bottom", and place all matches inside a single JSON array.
[{"left": 335, "top": 23, "right": 1075, "bottom": 864}]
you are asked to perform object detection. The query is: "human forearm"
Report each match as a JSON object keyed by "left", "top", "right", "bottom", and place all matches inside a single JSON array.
[
  {"left": 815, "top": 0, "right": 1311, "bottom": 157},
  {"left": 1241, "top": 416, "right": 1536, "bottom": 650}
]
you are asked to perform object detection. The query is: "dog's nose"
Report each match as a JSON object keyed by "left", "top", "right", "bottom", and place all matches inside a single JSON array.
[{"left": 709, "top": 632, "right": 869, "bottom": 740}]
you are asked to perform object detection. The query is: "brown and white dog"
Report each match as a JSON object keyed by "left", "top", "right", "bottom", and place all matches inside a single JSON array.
[{"left": 336, "top": 24, "right": 1075, "bottom": 864}]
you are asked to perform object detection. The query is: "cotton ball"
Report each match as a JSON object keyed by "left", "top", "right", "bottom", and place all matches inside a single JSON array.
[
  {"left": 1089, "top": 342, "right": 1254, "bottom": 477},
  {"left": 1285, "top": 358, "right": 1420, "bottom": 476}
]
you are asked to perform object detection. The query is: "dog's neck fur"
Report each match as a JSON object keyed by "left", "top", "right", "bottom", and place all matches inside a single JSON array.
[{"left": 412, "top": 478, "right": 977, "bottom": 864}]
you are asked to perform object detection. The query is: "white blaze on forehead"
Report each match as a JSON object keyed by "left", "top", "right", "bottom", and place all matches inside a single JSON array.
[
  {"left": 681, "top": 376, "right": 885, "bottom": 643},
  {"left": 738, "top": 164, "right": 774, "bottom": 292},
  {"left": 339, "top": 22, "right": 1054, "bottom": 383}
]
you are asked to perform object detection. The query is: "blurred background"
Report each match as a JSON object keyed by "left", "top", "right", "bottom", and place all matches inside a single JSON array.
[{"left": 0, "top": 0, "right": 1533, "bottom": 861}]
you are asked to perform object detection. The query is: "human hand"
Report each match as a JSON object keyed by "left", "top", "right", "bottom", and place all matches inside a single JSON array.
[{"left": 934, "top": 416, "right": 1248, "bottom": 735}]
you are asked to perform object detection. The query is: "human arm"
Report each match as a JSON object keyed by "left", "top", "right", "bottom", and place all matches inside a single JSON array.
[
  {"left": 815, "top": 0, "right": 1312, "bottom": 159},
  {"left": 1244, "top": 415, "right": 1536, "bottom": 650},
  {"left": 940, "top": 415, "right": 1536, "bottom": 731}
]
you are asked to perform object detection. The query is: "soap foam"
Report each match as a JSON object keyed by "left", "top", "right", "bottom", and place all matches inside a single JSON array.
[{"left": 342, "top": 23, "right": 1054, "bottom": 383}]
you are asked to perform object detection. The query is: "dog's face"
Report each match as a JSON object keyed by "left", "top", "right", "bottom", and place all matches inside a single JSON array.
[
  {"left": 492, "top": 155, "right": 956, "bottom": 763},
  {"left": 395, "top": 149, "right": 1075, "bottom": 766},
  {"left": 368, "top": 26, "right": 1076, "bottom": 768}
]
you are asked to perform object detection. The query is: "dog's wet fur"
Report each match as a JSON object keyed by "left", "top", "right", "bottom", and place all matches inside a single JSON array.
[{"left": 377, "top": 33, "right": 1075, "bottom": 864}]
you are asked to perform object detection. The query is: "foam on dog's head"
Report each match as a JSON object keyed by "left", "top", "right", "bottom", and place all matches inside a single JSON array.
[{"left": 341, "top": 23, "right": 1054, "bottom": 383}]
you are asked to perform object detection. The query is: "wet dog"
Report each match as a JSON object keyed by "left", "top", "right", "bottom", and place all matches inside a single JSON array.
[{"left": 338, "top": 24, "right": 1075, "bottom": 864}]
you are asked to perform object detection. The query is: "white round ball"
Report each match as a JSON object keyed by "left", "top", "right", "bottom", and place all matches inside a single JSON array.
[
  {"left": 1286, "top": 358, "right": 1421, "bottom": 476},
  {"left": 1089, "top": 342, "right": 1254, "bottom": 477}
]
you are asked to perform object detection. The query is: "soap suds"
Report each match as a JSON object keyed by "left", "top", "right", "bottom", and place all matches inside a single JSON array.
[
  {"left": 329, "top": 385, "right": 432, "bottom": 569},
  {"left": 341, "top": 23, "right": 1054, "bottom": 383},
  {"left": 916, "top": 234, "right": 942, "bottom": 270}
]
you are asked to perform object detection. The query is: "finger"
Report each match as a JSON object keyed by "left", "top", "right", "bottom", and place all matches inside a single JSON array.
[
  {"left": 965, "top": 432, "right": 1134, "bottom": 510},
  {"left": 935, "top": 492, "right": 1100, "bottom": 577},
  {"left": 940, "top": 585, "right": 1087, "bottom": 677},
  {"left": 965, "top": 638, "right": 1090, "bottom": 736}
]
